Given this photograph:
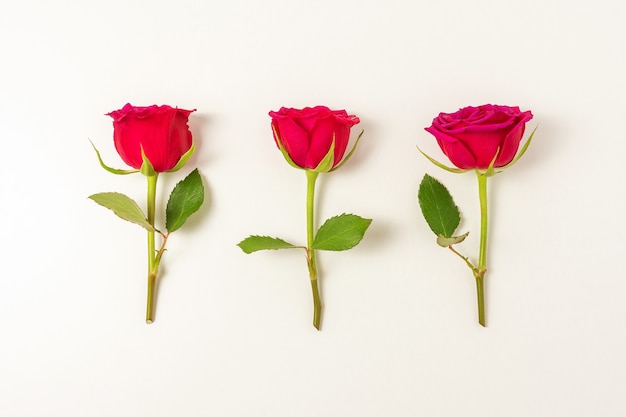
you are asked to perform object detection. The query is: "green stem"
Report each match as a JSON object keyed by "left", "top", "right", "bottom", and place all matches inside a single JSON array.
[
  {"left": 146, "top": 272, "right": 156, "bottom": 324},
  {"left": 146, "top": 174, "right": 159, "bottom": 324},
  {"left": 305, "top": 170, "right": 322, "bottom": 330},
  {"left": 475, "top": 172, "right": 488, "bottom": 327},
  {"left": 475, "top": 273, "right": 485, "bottom": 326},
  {"left": 448, "top": 245, "right": 475, "bottom": 271},
  {"left": 309, "top": 275, "right": 321, "bottom": 330}
]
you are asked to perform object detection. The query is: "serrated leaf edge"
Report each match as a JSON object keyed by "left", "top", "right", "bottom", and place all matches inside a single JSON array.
[
  {"left": 165, "top": 168, "right": 204, "bottom": 233},
  {"left": 89, "top": 192, "right": 155, "bottom": 232},
  {"left": 418, "top": 174, "right": 461, "bottom": 238},
  {"left": 312, "top": 213, "right": 372, "bottom": 251},
  {"left": 237, "top": 235, "right": 302, "bottom": 254}
]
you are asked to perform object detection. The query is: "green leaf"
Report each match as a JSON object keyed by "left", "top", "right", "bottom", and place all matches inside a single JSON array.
[
  {"left": 237, "top": 236, "right": 300, "bottom": 254},
  {"left": 418, "top": 174, "right": 461, "bottom": 238},
  {"left": 273, "top": 126, "right": 303, "bottom": 170},
  {"left": 89, "top": 192, "right": 154, "bottom": 231},
  {"left": 436, "top": 232, "right": 469, "bottom": 247},
  {"left": 312, "top": 213, "right": 372, "bottom": 251},
  {"left": 166, "top": 168, "right": 205, "bottom": 233}
]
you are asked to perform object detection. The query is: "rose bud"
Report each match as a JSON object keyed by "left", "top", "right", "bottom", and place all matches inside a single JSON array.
[
  {"left": 107, "top": 103, "right": 196, "bottom": 173},
  {"left": 269, "top": 106, "right": 360, "bottom": 172}
]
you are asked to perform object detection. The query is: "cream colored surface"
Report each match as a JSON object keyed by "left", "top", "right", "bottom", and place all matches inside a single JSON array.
[{"left": 0, "top": 0, "right": 624, "bottom": 416}]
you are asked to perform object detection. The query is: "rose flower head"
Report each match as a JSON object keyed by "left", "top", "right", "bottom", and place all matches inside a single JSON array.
[
  {"left": 425, "top": 104, "right": 533, "bottom": 171},
  {"left": 107, "top": 103, "right": 196, "bottom": 173},
  {"left": 269, "top": 106, "right": 360, "bottom": 172}
]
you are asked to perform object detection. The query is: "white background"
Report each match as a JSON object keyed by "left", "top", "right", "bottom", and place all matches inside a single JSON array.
[{"left": 1, "top": 0, "right": 625, "bottom": 416}]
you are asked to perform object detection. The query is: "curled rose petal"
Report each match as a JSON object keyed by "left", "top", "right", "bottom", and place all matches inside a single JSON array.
[{"left": 425, "top": 104, "right": 533, "bottom": 170}]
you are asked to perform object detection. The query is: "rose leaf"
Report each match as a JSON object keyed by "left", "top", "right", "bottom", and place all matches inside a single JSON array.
[
  {"left": 418, "top": 174, "right": 461, "bottom": 238},
  {"left": 436, "top": 232, "right": 470, "bottom": 247},
  {"left": 166, "top": 169, "right": 204, "bottom": 233},
  {"left": 312, "top": 213, "right": 372, "bottom": 251},
  {"left": 237, "top": 236, "right": 300, "bottom": 254},
  {"left": 89, "top": 192, "right": 154, "bottom": 231}
]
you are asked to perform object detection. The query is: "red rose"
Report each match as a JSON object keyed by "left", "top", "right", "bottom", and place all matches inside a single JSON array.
[
  {"left": 269, "top": 106, "right": 360, "bottom": 170},
  {"left": 425, "top": 104, "right": 533, "bottom": 170},
  {"left": 107, "top": 103, "right": 196, "bottom": 172}
]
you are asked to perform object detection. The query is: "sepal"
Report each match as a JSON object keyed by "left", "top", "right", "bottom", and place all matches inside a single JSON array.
[
  {"left": 478, "top": 148, "right": 500, "bottom": 177},
  {"left": 417, "top": 146, "right": 467, "bottom": 174},
  {"left": 274, "top": 126, "right": 303, "bottom": 170},
  {"left": 90, "top": 140, "right": 138, "bottom": 175},
  {"left": 140, "top": 147, "right": 157, "bottom": 177},
  {"left": 167, "top": 141, "right": 196, "bottom": 173},
  {"left": 501, "top": 125, "right": 537, "bottom": 170},
  {"left": 478, "top": 125, "right": 538, "bottom": 176},
  {"left": 330, "top": 129, "right": 364, "bottom": 172},
  {"left": 311, "top": 138, "right": 335, "bottom": 173}
]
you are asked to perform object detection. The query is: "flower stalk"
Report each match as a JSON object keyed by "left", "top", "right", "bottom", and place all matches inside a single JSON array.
[
  {"left": 474, "top": 172, "right": 489, "bottom": 326},
  {"left": 146, "top": 173, "right": 159, "bottom": 324},
  {"left": 305, "top": 170, "right": 322, "bottom": 330}
]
